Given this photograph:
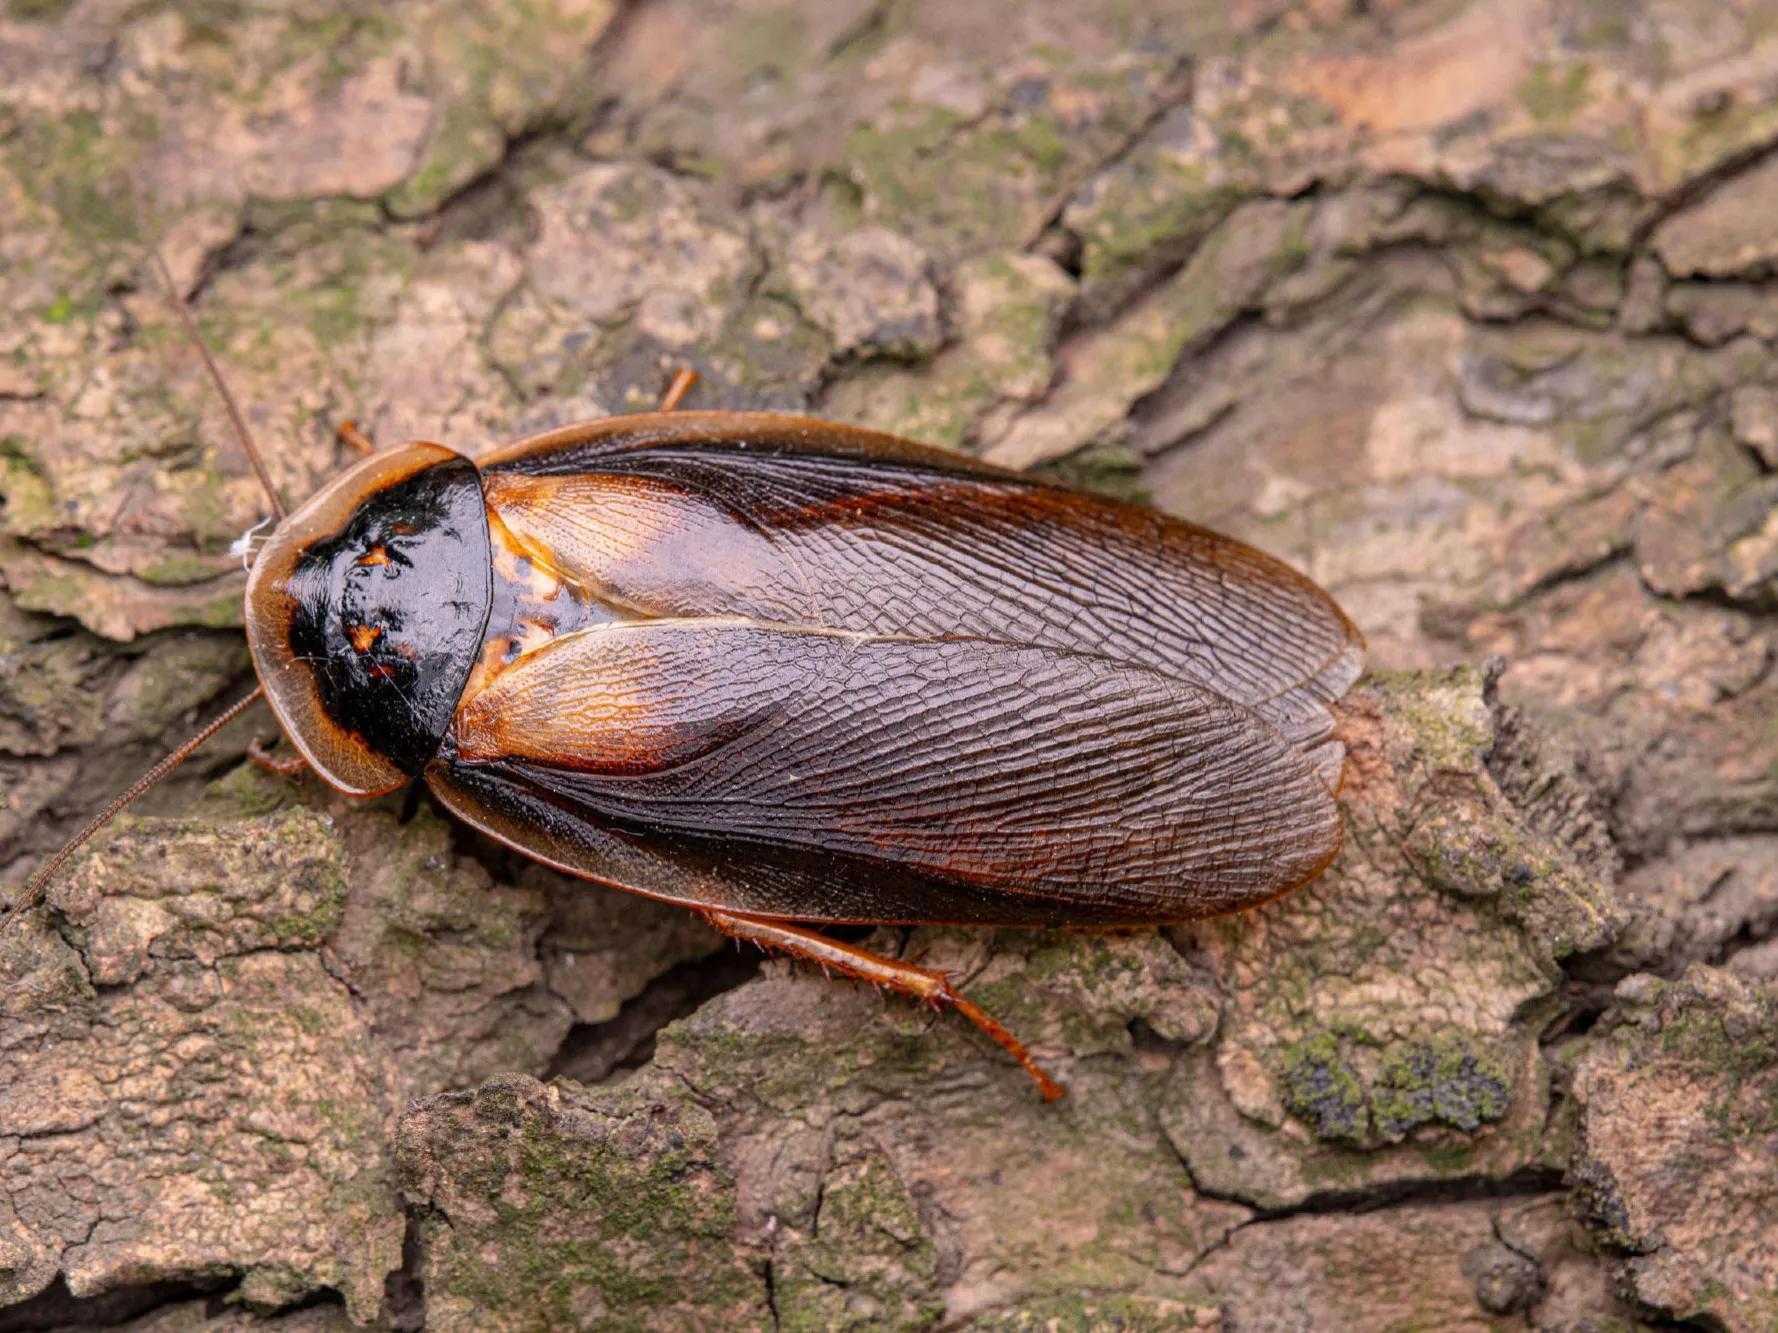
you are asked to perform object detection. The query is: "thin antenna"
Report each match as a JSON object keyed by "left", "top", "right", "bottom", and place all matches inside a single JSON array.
[
  {"left": 2, "top": 245, "right": 288, "bottom": 936},
  {"left": 1, "top": 686, "right": 266, "bottom": 936},
  {"left": 150, "top": 249, "right": 287, "bottom": 519}
]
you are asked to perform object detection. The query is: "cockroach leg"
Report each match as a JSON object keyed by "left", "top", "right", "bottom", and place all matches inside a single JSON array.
[
  {"left": 696, "top": 908, "right": 1065, "bottom": 1102},
  {"left": 247, "top": 736, "right": 307, "bottom": 778},
  {"left": 657, "top": 367, "right": 698, "bottom": 412},
  {"left": 337, "top": 420, "right": 376, "bottom": 457}
]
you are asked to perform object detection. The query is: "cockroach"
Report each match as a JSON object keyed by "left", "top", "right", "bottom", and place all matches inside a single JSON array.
[{"left": 6, "top": 252, "right": 1364, "bottom": 1102}]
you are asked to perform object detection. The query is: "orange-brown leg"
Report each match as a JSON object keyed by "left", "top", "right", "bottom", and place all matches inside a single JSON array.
[
  {"left": 247, "top": 736, "right": 307, "bottom": 778},
  {"left": 657, "top": 367, "right": 699, "bottom": 413},
  {"left": 698, "top": 908, "right": 1065, "bottom": 1102},
  {"left": 337, "top": 419, "right": 376, "bottom": 456}
]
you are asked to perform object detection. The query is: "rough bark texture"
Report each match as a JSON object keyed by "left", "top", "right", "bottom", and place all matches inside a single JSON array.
[{"left": 2, "top": 0, "right": 1776, "bottom": 1329}]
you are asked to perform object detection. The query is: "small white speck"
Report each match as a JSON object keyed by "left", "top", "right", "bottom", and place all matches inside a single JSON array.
[{"left": 230, "top": 514, "right": 276, "bottom": 570}]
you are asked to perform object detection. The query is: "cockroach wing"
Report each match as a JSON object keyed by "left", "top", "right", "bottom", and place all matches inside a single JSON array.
[
  {"left": 426, "top": 620, "right": 1343, "bottom": 926},
  {"left": 477, "top": 412, "right": 1362, "bottom": 790}
]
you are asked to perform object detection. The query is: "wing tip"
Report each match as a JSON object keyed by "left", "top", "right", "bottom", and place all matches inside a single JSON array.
[
  {"left": 1303, "top": 738, "right": 1348, "bottom": 797},
  {"left": 1257, "top": 636, "right": 1366, "bottom": 751}
]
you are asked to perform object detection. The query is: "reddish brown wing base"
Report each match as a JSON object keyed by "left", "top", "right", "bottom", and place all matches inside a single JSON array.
[{"left": 425, "top": 411, "right": 1363, "bottom": 930}]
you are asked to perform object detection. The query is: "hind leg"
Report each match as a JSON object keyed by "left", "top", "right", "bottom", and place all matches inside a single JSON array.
[{"left": 698, "top": 907, "right": 1065, "bottom": 1102}]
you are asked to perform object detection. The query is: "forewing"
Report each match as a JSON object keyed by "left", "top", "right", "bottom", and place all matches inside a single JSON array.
[
  {"left": 432, "top": 621, "right": 1343, "bottom": 925},
  {"left": 477, "top": 412, "right": 1362, "bottom": 765}
]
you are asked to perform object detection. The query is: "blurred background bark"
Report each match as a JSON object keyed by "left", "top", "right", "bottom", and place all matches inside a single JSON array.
[{"left": 1, "top": 1, "right": 1775, "bottom": 1329}]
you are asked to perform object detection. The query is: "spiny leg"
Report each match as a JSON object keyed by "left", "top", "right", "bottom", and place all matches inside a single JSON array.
[
  {"left": 657, "top": 367, "right": 698, "bottom": 412},
  {"left": 247, "top": 736, "right": 307, "bottom": 778},
  {"left": 698, "top": 907, "right": 1065, "bottom": 1102},
  {"left": 337, "top": 419, "right": 376, "bottom": 457}
]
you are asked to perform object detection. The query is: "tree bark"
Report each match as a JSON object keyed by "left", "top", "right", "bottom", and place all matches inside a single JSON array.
[{"left": 2, "top": 1, "right": 1776, "bottom": 1329}]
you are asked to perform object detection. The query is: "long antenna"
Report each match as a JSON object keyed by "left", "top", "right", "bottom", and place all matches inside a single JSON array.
[
  {"left": 150, "top": 249, "right": 287, "bottom": 519},
  {"left": 3, "top": 246, "right": 293, "bottom": 935},
  {"left": 2, "top": 686, "right": 266, "bottom": 935}
]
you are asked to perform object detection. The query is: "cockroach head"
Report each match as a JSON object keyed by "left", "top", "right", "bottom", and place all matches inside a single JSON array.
[{"left": 244, "top": 444, "right": 492, "bottom": 796}]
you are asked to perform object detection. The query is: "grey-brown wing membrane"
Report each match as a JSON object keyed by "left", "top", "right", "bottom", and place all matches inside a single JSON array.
[
  {"left": 427, "top": 621, "right": 1343, "bottom": 926},
  {"left": 476, "top": 411, "right": 1364, "bottom": 786}
]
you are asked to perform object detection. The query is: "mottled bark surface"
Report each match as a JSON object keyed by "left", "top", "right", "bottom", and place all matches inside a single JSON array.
[{"left": 1, "top": 1, "right": 1776, "bottom": 1329}]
